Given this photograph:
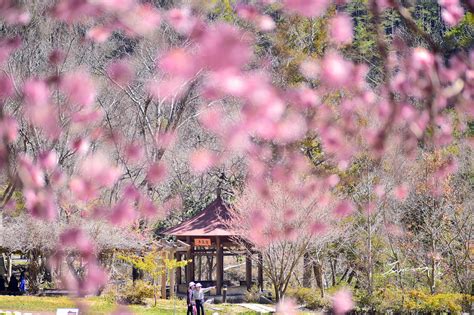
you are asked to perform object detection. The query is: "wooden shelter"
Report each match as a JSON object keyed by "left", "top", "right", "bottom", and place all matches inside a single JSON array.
[{"left": 164, "top": 197, "right": 263, "bottom": 295}]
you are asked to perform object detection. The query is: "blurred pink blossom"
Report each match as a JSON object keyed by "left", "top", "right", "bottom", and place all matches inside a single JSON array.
[
  {"left": 329, "top": 13, "right": 353, "bottom": 45},
  {"left": 332, "top": 288, "right": 354, "bottom": 314},
  {"left": 284, "top": 0, "right": 330, "bottom": 17}
]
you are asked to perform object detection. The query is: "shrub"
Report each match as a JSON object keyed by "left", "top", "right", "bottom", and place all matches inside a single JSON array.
[
  {"left": 244, "top": 285, "right": 261, "bottom": 303},
  {"left": 121, "top": 280, "right": 154, "bottom": 305},
  {"left": 285, "top": 287, "right": 330, "bottom": 310},
  {"left": 374, "top": 287, "right": 473, "bottom": 313}
]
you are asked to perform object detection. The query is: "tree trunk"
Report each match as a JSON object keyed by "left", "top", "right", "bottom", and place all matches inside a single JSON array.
[
  {"left": 302, "top": 253, "right": 312, "bottom": 288},
  {"left": 312, "top": 260, "right": 325, "bottom": 298}
]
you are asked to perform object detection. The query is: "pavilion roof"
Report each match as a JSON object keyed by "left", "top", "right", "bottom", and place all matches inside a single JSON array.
[{"left": 163, "top": 197, "right": 236, "bottom": 237}]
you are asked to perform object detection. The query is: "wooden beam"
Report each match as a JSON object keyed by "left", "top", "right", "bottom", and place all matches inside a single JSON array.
[
  {"left": 216, "top": 236, "right": 223, "bottom": 295},
  {"left": 246, "top": 253, "right": 252, "bottom": 291}
]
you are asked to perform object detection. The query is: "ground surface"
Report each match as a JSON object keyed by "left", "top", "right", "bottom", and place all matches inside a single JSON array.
[{"left": 0, "top": 296, "right": 259, "bottom": 314}]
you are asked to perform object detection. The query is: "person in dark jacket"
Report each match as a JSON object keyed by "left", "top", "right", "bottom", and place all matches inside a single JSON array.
[
  {"left": 0, "top": 276, "right": 5, "bottom": 291},
  {"left": 187, "top": 282, "right": 196, "bottom": 315},
  {"left": 8, "top": 275, "right": 19, "bottom": 292}
]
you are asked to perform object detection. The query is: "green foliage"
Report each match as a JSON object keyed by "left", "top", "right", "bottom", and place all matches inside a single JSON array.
[
  {"left": 445, "top": 12, "right": 474, "bottom": 50},
  {"left": 122, "top": 280, "right": 154, "bottom": 305},
  {"left": 285, "top": 287, "right": 331, "bottom": 310},
  {"left": 373, "top": 287, "right": 473, "bottom": 313}
]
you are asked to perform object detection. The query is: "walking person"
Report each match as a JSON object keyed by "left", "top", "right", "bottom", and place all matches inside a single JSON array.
[
  {"left": 19, "top": 271, "right": 26, "bottom": 294},
  {"left": 194, "top": 283, "right": 215, "bottom": 315},
  {"left": 186, "top": 282, "right": 196, "bottom": 315}
]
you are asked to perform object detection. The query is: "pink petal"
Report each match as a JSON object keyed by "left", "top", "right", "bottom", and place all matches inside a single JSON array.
[
  {"left": 24, "top": 189, "right": 56, "bottom": 221},
  {"left": 86, "top": 26, "right": 111, "bottom": 43},
  {"left": 197, "top": 23, "right": 252, "bottom": 71},
  {"left": 309, "top": 221, "right": 327, "bottom": 235},
  {"left": 0, "top": 116, "right": 18, "bottom": 143},
  {"left": 393, "top": 184, "right": 409, "bottom": 201},
  {"left": 18, "top": 155, "right": 44, "bottom": 188},
  {"left": 147, "top": 162, "right": 168, "bottom": 184},
  {"left": 109, "top": 200, "right": 136, "bottom": 226},
  {"left": 60, "top": 228, "right": 94, "bottom": 256},
  {"left": 107, "top": 59, "right": 134, "bottom": 85},
  {"left": 60, "top": 70, "right": 97, "bottom": 107},
  {"left": 333, "top": 200, "right": 356, "bottom": 217},
  {"left": 159, "top": 48, "right": 197, "bottom": 78},
  {"left": 332, "top": 289, "right": 354, "bottom": 314},
  {"left": 284, "top": 0, "right": 330, "bottom": 17},
  {"left": 38, "top": 150, "right": 58, "bottom": 170},
  {"left": 189, "top": 149, "right": 217, "bottom": 174},
  {"left": 276, "top": 298, "right": 298, "bottom": 315},
  {"left": 329, "top": 13, "right": 353, "bottom": 45}
]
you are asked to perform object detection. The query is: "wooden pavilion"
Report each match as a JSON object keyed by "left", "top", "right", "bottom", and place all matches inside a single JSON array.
[{"left": 163, "top": 196, "right": 263, "bottom": 296}]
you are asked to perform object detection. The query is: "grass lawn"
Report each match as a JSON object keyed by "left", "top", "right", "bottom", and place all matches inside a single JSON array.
[{"left": 0, "top": 296, "right": 258, "bottom": 314}]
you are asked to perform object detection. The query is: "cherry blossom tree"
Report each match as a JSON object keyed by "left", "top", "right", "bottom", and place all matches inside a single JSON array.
[{"left": 0, "top": 0, "right": 472, "bottom": 311}]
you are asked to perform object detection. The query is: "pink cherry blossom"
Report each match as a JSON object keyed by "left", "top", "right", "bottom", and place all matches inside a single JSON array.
[
  {"left": 38, "top": 150, "right": 58, "bottom": 170},
  {"left": 60, "top": 70, "right": 97, "bottom": 107},
  {"left": 333, "top": 200, "right": 356, "bottom": 217},
  {"left": 71, "top": 137, "right": 90, "bottom": 155},
  {"left": 276, "top": 298, "right": 298, "bottom": 315},
  {"left": 329, "top": 13, "right": 353, "bottom": 45},
  {"left": 107, "top": 59, "right": 134, "bottom": 85},
  {"left": 48, "top": 49, "right": 66, "bottom": 65},
  {"left": 197, "top": 23, "right": 252, "bottom": 71},
  {"left": 139, "top": 197, "right": 159, "bottom": 218},
  {"left": 309, "top": 221, "right": 327, "bottom": 235},
  {"left": 439, "top": 0, "right": 464, "bottom": 26},
  {"left": 147, "top": 162, "right": 167, "bottom": 184},
  {"left": 147, "top": 77, "right": 187, "bottom": 100},
  {"left": 189, "top": 149, "right": 217, "bottom": 174},
  {"left": 79, "top": 153, "right": 121, "bottom": 188},
  {"left": 86, "top": 26, "right": 111, "bottom": 43},
  {"left": 121, "top": 4, "right": 161, "bottom": 36},
  {"left": 79, "top": 263, "right": 108, "bottom": 295},
  {"left": 332, "top": 288, "right": 354, "bottom": 314},
  {"left": 17, "top": 155, "right": 44, "bottom": 188},
  {"left": 24, "top": 189, "right": 57, "bottom": 220},
  {"left": 23, "top": 78, "right": 49, "bottom": 107},
  {"left": 284, "top": 0, "right": 330, "bottom": 17},
  {"left": 124, "top": 142, "right": 144, "bottom": 162},
  {"left": 59, "top": 228, "right": 94, "bottom": 256},
  {"left": 166, "top": 7, "right": 196, "bottom": 35},
  {"left": 393, "top": 184, "right": 409, "bottom": 201},
  {"left": 109, "top": 200, "right": 136, "bottom": 226},
  {"left": 321, "top": 52, "right": 353, "bottom": 88},
  {"left": 52, "top": 0, "right": 100, "bottom": 23},
  {"left": 300, "top": 59, "right": 319, "bottom": 79},
  {"left": 159, "top": 49, "right": 198, "bottom": 78},
  {"left": 0, "top": 116, "right": 18, "bottom": 143}
]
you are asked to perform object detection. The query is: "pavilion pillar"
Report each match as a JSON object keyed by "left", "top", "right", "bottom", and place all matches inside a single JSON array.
[
  {"left": 169, "top": 250, "right": 176, "bottom": 298},
  {"left": 216, "top": 236, "right": 223, "bottom": 295},
  {"left": 245, "top": 253, "right": 252, "bottom": 290},
  {"left": 161, "top": 251, "right": 167, "bottom": 299},
  {"left": 257, "top": 253, "right": 263, "bottom": 291},
  {"left": 185, "top": 236, "right": 194, "bottom": 283},
  {"left": 176, "top": 252, "right": 182, "bottom": 285}
]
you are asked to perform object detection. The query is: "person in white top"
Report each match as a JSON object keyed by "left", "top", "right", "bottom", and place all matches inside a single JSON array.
[{"left": 194, "top": 283, "right": 215, "bottom": 315}]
